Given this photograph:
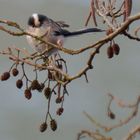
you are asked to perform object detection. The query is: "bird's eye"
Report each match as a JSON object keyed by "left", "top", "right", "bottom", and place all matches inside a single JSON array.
[
  {"left": 28, "top": 17, "right": 35, "bottom": 27},
  {"left": 38, "top": 15, "right": 47, "bottom": 26}
]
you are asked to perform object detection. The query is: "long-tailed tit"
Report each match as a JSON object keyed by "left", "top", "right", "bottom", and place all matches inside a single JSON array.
[{"left": 26, "top": 13, "right": 104, "bottom": 57}]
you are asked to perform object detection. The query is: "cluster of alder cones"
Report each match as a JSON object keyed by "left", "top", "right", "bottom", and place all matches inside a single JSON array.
[
  {"left": 106, "top": 28, "right": 120, "bottom": 59},
  {"left": 0, "top": 62, "right": 67, "bottom": 132}
]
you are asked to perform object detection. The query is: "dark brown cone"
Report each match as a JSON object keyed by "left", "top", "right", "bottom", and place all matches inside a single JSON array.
[
  {"left": 44, "top": 87, "right": 51, "bottom": 99},
  {"left": 24, "top": 89, "right": 32, "bottom": 100},
  {"left": 56, "top": 107, "right": 64, "bottom": 116},
  {"left": 108, "top": 111, "right": 115, "bottom": 119},
  {"left": 112, "top": 43, "right": 120, "bottom": 55},
  {"left": 55, "top": 97, "right": 62, "bottom": 104},
  {"left": 107, "top": 46, "right": 114, "bottom": 59},
  {"left": 12, "top": 68, "right": 19, "bottom": 77},
  {"left": 16, "top": 79, "right": 23, "bottom": 89},
  {"left": 37, "top": 83, "right": 45, "bottom": 92},
  {"left": 40, "top": 122, "right": 47, "bottom": 132},
  {"left": 50, "top": 119, "right": 57, "bottom": 131},
  {"left": 31, "top": 80, "right": 40, "bottom": 90},
  {"left": 1, "top": 72, "right": 10, "bottom": 81}
]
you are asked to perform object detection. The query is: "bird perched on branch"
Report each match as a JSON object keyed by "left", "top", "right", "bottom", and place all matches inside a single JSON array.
[{"left": 26, "top": 13, "right": 104, "bottom": 57}]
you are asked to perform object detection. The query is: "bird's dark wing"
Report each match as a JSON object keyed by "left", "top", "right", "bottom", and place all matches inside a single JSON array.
[
  {"left": 54, "top": 29, "right": 71, "bottom": 36},
  {"left": 56, "top": 21, "right": 70, "bottom": 28}
]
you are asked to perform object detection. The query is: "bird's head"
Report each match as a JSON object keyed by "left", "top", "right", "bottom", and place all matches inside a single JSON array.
[{"left": 28, "top": 13, "right": 47, "bottom": 28}]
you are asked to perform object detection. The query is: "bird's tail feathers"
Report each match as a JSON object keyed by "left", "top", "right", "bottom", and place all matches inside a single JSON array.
[{"left": 54, "top": 28, "right": 105, "bottom": 37}]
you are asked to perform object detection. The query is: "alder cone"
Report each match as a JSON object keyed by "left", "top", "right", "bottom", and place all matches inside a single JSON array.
[
  {"left": 55, "top": 97, "right": 62, "bottom": 104},
  {"left": 39, "top": 122, "right": 47, "bottom": 132},
  {"left": 112, "top": 43, "right": 120, "bottom": 55},
  {"left": 31, "top": 80, "right": 40, "bottom": 90},
  {"left": 12, "top": 68, "right": 19, "bottom": 77},
  {"left": 107, "top": 46, "right": 114, "bottom": 59},
  {"left": 1, "top": 72, "right": 10, "bottom": 81},
  {"left": 44, "top": 87, "right": 51, "bottom": 99},
  {"left": 24, "top": 89, "right": 32, "bottom": 100},
  {"left": 50, "top": 119, "right": 57, "bottom": 131},
  {"left": 108, "top": 111, "right": 115, "bottom": 119},
  {"left": 56, "top": 107, "right": 64, "bottom": 116},
  {"left": 16, "top": 79, "right": 23, "bottom": 89}
]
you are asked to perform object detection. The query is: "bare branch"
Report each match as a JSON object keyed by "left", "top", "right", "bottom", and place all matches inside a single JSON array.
[
  {"left": 123, "top": 124, "right": 140, "bottom": 140},
  {"left": 83, "top": 95, "right": 140, "bottom": 132}
]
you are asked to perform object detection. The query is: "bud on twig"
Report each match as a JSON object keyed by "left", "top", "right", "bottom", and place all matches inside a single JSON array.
[{"left": 106, "top": 28, "right": 113, "bottom": 36}]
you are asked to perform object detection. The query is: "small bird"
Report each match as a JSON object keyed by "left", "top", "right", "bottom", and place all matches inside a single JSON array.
[{"left": 26, "top": 13, "right": 104, "bottom": 57}]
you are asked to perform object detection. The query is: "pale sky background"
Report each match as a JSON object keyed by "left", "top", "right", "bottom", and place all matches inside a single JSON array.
[{"left": 0, "top": 0, "right": 140, "bottom": 140}]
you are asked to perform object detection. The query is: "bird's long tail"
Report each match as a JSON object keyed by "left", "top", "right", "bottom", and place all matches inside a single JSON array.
[{"left": 54, "top": 28, "right": 105, "bottom": 37}]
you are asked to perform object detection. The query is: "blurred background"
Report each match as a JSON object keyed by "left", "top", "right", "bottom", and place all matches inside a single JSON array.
[{"left": 0, "top": 0, "right": 140, "bottom": 140}]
